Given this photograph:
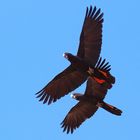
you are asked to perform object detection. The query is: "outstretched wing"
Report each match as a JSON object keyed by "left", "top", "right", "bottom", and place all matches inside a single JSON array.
[
  {"left": 61, "top": 101, "right": 98, "bottom": 134},
  {"left": 77, "top": 6, "right": 104, "bottom": 66},
  {"left": 85, "top": 77, "right": 108, "bottom": 100},
  {"left": 61, "top": 77, "right": 113, "bottom": 134},
  {"left": 36, "top": 65, "right": 87, "bottom": 105}
]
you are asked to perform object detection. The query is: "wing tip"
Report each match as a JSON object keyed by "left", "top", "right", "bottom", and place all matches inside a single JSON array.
[
  {"left": 95, "top": 57, "right": 111, "bottom": 72},
  {"left": 85, "top": 5, "right": 103, "bottom": 20},
  {"left": 35, "top": 89, "right": 55, "bottom": 105},
  {"left": 61, "top": 124, "right": 74, "bottom": 134}
]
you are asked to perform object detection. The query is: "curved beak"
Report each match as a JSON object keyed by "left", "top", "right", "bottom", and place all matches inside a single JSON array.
[
  {"left": 63, "top": 53, "right": 68, "bottom": 59},
  {"left": 70, "top": 94, "right": 75, "bottom": 99}
]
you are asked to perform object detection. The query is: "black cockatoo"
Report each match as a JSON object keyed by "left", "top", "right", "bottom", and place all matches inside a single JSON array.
[
  {"left": 36, "top": 5, "right": 122, "bottom": 134},
  {"left": 36, "top": 6, "right": 115, "bottom": 104},
  {"left": 61, "top": 77, "right": 122, "bottom": 134}
]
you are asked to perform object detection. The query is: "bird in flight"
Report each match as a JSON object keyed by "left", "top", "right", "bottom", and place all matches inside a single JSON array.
[
  {"left": 36, "top": 6, "right": 114, "bottom": 104},
  {"left": 36, "top": 5, "right": 122, "bottom": 133},
  {"left": 61, "top": 76, "right": 122, "bottom": 134}
]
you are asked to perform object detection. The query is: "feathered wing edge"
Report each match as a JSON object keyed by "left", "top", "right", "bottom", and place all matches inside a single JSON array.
[
  {"left": 36, "top": 66, "right": 87, "bottom": 105},
  {"left": 95, "top": 57, "right": 111, "bottom": 72},
  {"left": 61, "top": 101, "right": 98, "bottom": 134},
  {"left": 77, "top": 6, "right": 104, "bottom": 66}
]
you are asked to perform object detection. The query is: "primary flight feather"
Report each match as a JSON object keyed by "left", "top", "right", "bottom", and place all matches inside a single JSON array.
[
  {"left": 61, "top": 77, "right": 122, "bottom": 134},
  {"left": 36, "top": 5, "right": 122, "bottom": 134},
  {"left": 36, "top": 6, "right": 112, "bottom": 104}
]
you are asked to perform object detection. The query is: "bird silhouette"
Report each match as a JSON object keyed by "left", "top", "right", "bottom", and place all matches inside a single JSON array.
[
  {"left": 36, "top": 6, "right": 114, "bottom": 104},
  {"left": 61, "top": 77, "right": 122, "bottom": 134},
  {"left": 36, "top": 5, "right": 122, "bottom": 134}
]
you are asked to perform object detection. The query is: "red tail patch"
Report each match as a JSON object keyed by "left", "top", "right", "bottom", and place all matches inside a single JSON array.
[
  {"left": 98, "top": 70, "right": 109, "bottom": 78},
  {"left": 93, "top": 77, "right": 105, "bottom": 84}
]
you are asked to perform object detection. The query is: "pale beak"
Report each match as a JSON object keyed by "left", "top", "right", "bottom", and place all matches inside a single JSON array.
[
  {"left": 63, "top": 53, "right": 68, "bottom": 59},
  {"left": 70, "top": 94, "right": 75, "bottom": 99}
]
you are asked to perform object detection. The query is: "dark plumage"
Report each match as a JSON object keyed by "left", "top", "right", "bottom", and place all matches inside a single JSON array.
[
  {"left": 63, "top": 53, "right": 115, "bottom": 89},
  {"left": 61, "top": 77, "right": 122, "bottom": 134},
  {"left": 36, "top": 6, "right": 111, "bottom": 105},
  {"left": 36, "top": 5, "right": 122, "bottom": 134}
]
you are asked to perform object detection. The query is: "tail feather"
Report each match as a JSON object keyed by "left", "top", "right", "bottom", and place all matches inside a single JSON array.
[
  {"left": 106, "top": 72, "right": 115, "bottom": 84},
  {"left": 101, "top": 101, "right": 122, "bottom": 116},
  {"left": 94, "top": 57, "right": 115, "bottom": 87}
]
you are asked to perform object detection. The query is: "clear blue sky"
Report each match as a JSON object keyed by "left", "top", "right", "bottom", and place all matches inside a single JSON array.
[{"left": 0, "top": 0, "right": 140, "bottom": 140}]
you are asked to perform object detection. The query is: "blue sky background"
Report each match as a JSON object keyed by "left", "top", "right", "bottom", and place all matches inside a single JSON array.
[{"left": 0, "top": 0, "right": 140, "bottom": 140}]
